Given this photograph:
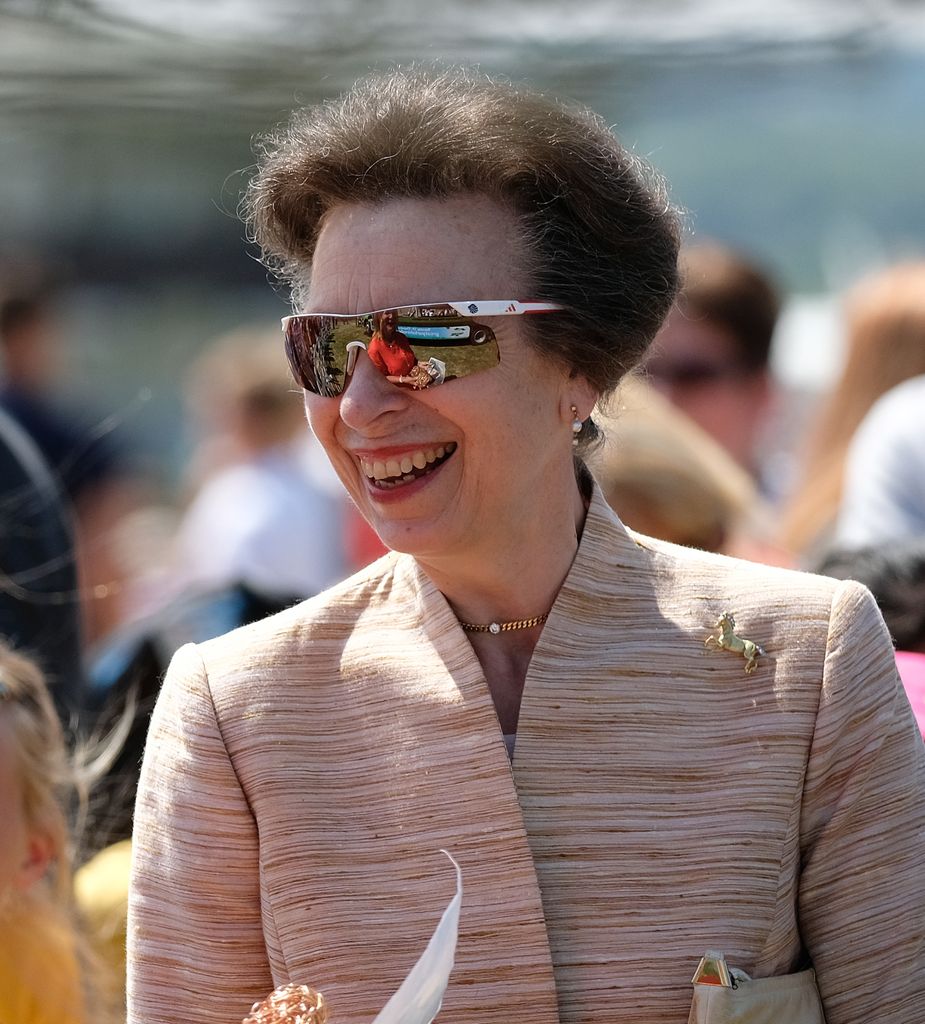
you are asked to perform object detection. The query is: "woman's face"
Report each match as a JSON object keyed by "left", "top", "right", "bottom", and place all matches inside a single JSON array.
[{"left": 303, "top": 194, "right": 588, "bottom": 561}]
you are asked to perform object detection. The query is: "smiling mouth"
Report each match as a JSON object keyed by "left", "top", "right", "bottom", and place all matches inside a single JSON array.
[{"left": 359, "top": 443, "right": 457, "bottom": 489}]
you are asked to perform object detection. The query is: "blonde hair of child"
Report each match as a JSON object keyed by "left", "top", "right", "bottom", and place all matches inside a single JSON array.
[
  {"left": 0, "top": 642, "right": 73, "bottom": 901},
  {"left": 0, "top": 640, "right": 116, "bottom": 1023}
]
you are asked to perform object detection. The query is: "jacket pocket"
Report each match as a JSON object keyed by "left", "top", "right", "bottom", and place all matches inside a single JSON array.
[{"left": 688, "top": 968, "right": 825, "bottom": 1024}]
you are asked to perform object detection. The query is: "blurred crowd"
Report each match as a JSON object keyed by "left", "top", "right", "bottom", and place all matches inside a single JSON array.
[{"left": 2, "top": 243, "right": 925, "bottom": 1019}]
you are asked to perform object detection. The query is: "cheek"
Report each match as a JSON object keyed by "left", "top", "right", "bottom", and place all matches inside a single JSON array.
[
  {"left": 304, "top": 395, "right": 340, "bottom": 448},
  {"left": 439, "top": 380, "right": 555, "bottom": 467},
  {"left": 302, "top": 395, "right": 365, "bottom": 499}
]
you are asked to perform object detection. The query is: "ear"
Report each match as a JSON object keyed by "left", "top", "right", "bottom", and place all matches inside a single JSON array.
[
  {"left": 16, "top": 828, "right": 55, "bottom": 892},
  {"left": 564, "top": 373, "right": 600, "bottom": 423}
]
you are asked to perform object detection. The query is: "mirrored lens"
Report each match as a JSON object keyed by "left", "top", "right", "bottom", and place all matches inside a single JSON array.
[{"left": 283, "top": 305, "right": 500, "bottom": 396}]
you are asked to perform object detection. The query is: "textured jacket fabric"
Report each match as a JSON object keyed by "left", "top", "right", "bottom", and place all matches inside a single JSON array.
[{"left": 128, "top": 489, "right": 925, "bottom": 1024}]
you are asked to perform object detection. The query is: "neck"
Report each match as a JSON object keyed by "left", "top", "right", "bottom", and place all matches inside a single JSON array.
[
  {"left": 421, "top": 475, "right": 590, "bottom": 737},
  {"left": 418, "top": 475, "right": 589, "bottom": 630}
]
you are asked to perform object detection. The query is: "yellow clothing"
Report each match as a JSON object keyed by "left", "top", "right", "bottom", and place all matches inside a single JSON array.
[
  {"left": 0, "top": 900, "right": 85, "bottom": 1024},
  {"left": 75, "top": 838, "right": 131, "bottom": 1009}
]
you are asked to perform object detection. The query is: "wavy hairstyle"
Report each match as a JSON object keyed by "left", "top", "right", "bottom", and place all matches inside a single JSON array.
[{"left": 243, "top": 66, "right": 682, "bottom": 453}]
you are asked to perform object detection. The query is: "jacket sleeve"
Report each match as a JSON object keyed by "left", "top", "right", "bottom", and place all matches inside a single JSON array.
[
  {"left": 799, "top": 580, "right": 925, "bottom": 1023},
  {"left": 127, "top": 643, "right": 273, "bottom": 1024}
]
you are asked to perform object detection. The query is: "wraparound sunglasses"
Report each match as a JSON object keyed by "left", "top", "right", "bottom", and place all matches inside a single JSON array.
[{"left": 281, "top": 300, "right": 563, "bottom": 397}]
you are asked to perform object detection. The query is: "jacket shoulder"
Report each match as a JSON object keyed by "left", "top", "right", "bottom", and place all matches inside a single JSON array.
[{"left": 631, "top": 530, "right": 843, "bottom": 609}]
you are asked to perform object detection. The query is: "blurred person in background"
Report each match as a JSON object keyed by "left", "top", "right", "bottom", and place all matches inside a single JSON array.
[
  {"left": 0, "top": 405, "right": 84, "bottom": 715},
  {"left": 0, "top": 279, "right": 145, "bottom": 644},
  {"left": 835, "top": 374, "right": 925, "bottom": 547},
  {"left": 590, "top": 377, "right": 763, "bottom": 554},
  {"left": 0, "top": 641, "right": 114, "bottom": 1024},
  {"left": 780, "top": 262, "right": 925, "bottom": 562},
  {"left": 642, "top": 242, "right": 782, "bottom": 495}
]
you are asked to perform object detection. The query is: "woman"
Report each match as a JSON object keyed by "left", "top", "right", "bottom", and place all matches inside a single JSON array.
[
  {"left": 128, "top": 69, "right": 925, "bottom": 1024},
  {"left": 367, "top": 309, "right": 417, "bottom": 377}
]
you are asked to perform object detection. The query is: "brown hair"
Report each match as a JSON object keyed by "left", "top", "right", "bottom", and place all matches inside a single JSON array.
[
  {"left": 243, "top": 66, "right": 682, "bottom": 450},
  {"left": 780, "top": 261, "right": 925, "bottom": 556},
  {"left": 677, "top": 243, "right": 780, "bottom": 372}
]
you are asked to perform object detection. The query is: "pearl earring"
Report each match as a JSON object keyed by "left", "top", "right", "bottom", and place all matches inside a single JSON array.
[{"left": 570, "top": 405, "right": 582, "bottom": 447}]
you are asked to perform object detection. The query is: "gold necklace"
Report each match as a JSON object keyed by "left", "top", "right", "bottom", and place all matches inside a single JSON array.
[{"left": 458, "top": 612, "right": 550, "bottom": 635}]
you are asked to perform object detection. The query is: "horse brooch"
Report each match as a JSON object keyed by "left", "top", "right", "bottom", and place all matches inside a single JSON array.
[{"left": 705, "top": 611, "right": 765, "bottom": 674}]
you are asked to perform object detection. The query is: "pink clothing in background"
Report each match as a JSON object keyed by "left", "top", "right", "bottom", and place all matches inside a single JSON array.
[{"left": 896, "top": 651, "right": 925, "bottom": 739}]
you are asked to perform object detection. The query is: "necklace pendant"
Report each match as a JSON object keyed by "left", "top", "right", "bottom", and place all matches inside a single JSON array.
[{"left": 458, "top": 610, "right": 550, "bottom": 634}]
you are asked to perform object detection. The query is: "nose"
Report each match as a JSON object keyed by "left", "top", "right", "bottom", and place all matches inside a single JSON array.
[{"left": 338, "top": 346, "right": 411, "bottom": 431}]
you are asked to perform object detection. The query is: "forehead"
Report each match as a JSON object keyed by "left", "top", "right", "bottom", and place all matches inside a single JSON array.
[{"left": 306, "top": 195, "right": 528, "bottom": 314}]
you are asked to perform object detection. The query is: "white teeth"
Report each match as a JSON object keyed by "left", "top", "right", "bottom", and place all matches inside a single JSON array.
[{"left": 360, "top": 442, "right": 457, "bottom": 484}]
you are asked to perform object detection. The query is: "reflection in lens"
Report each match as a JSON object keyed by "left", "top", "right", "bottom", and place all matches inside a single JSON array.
[
  {"left": 286, "top": 311, "right": 500, "bottom": 395},
  {"left": 306, "top": 320, "right": 343, "bottom": 397}
]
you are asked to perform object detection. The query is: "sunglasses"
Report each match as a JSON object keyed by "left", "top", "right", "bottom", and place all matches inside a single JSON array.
[{"left": 281, "top": 300, "right": 563, "bottom": 397}]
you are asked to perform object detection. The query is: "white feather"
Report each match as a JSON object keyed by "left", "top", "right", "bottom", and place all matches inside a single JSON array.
[{"left": 371, "top": 851, "right": 463, "bottom": 1024}]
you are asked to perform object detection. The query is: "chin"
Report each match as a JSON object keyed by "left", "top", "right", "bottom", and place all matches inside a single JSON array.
[
  {"left": 353, "top": 464, "right": 468, "bottom": 560},
  {"left": 370, "top": 520, "right": 444, "bottom": 558},
  {"left": 365, "top": 509, "right": 467, "bottom": 562}
]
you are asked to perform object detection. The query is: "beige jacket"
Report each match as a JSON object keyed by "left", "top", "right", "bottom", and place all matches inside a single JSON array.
[{"left": 128, "top": 489, "right": 925, "bottom": 1024}]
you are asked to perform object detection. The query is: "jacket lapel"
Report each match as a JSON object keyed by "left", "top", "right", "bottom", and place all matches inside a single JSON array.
[
  {"left": 395, "top": 556, "right": 561, "bottom": 1024},
  {"left": 266, "top": 556, "right": 560, "bottom": 1024}
]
